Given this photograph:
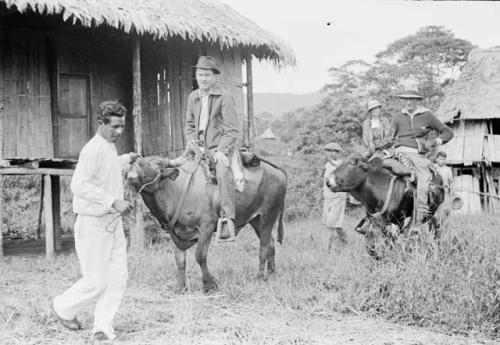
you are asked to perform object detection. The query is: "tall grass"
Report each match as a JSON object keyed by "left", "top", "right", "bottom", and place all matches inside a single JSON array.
[{"left": 1, "top": 215, "right": 497, "bottom": 344}]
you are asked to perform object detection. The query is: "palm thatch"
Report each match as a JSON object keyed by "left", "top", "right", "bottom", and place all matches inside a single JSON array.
[
  {"left": 436, "top": 47, "right": 500, "bottom": 122},
  {"left": 1, "top": 0, "right": 295, "bottom": 65}
]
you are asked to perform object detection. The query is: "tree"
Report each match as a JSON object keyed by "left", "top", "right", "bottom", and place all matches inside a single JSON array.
[{"left": 376, "top": 26, "right": 475, "bottom": 97}]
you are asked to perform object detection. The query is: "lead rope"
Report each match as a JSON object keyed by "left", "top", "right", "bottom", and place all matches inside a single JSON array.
[
  {"left": 104, "top": 169, "right": 161, "bottom": 233},
  {"left": 369, "top": 175, "right": 397, "bottom": 218}
]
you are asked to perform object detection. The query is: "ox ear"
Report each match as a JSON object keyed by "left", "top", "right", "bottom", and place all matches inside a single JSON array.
[
  {"left": 161, "top": 168, "right": 180, "bottom": 180},
  {"left": 368, "top": 157, "right": 383, "bottom": 171}
]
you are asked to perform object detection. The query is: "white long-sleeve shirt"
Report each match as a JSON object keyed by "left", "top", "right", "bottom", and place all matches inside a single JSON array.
[{"left": 71, "top": 134, "right": 131, "bottom": 216}]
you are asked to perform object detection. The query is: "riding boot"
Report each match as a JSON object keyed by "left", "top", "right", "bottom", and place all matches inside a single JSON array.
[
  {"left": 415, "top": 200, "right": 429, "bottom": 225},
  {"left": 218, "top": 218, "right": 235, "bottom": 242}
]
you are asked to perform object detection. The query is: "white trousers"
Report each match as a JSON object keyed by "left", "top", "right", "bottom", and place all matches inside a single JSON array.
[{"left": 53, "top": 214, "right": 128, "bottom": 338}]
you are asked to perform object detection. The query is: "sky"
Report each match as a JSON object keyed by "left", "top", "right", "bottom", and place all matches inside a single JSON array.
[{"left": 219, "top": 0, "right": 500, "bottom": 94}]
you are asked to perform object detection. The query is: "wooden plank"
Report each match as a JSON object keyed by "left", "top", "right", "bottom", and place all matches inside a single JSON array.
[
  {"left": 0, "top": 175, "right": 3, "bottom": 258},
  {"left": 49, "top": 34, "right": 59, "bottom": 159},
  {"left": 245, "top": 54, "right": 254, "bottom": 148},
  {"left": 44, "top": 174, "right": 55, "bottom": 259},
  {"left": 0, "top": 167, "right": 74, "bottom": 176},
  {"left": 0, "top": 23, "right": 4, "bottom": 162},
  {"left": 179, "top": 43, "right": 194, "bottom": 148},
  {"left": 51, "top": 175, "right": 62, "bottom": 251},
  {"left": 58, "top": 117, "right": 88, "bottom": 158},
  {"left": 230, "top": 49, "right": 245, "bottom": 145},
  {"left": 159, "top": 67, "right": 172, "bottom": 155},
  {"left": 132, "top": 36, "right": 144, "bottom": 251},
  {"left": 169, "top": 54, "right": 183, "bottom": 157},
  {"left": 463, "top": 135, "right": 483, "bottom": 166}
]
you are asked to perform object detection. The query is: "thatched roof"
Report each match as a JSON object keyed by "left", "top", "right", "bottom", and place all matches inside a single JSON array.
[
  {"left": 436, "top": 47, "right": 500, "bottom": 122},
  {"left": 1, "top": 0, "right": 295, "bottom": 65}
]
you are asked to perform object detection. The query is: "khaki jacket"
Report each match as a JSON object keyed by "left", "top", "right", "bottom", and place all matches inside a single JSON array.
[{"left": 184, "top": 85, "right": 239, "bottom": 155}]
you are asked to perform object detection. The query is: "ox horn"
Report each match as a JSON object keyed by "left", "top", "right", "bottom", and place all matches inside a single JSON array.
[{"left": 166, "top": 146, "right": 194, "bottom": 167}]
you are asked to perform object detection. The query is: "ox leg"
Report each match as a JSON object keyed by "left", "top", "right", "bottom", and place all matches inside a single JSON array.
[
  {"left": 173, "top": 246, "right": 187, "bottom": 291},
  {"left": 195, "top": 224, "right": 218, "bottom": 292},
  {"left": 267, "top": 235, "right": 275, "bottom": 274},
  {"left": 257, "top": 223, "right": 273, "bottom": 280},
  {"left": 250, "top": 217, "right": 266, "bottom": 279}
]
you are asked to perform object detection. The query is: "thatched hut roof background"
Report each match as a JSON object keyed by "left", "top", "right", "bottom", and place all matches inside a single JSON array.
[
  {"left": 436, "top": 47, "right": 500, "bottom": 123},
  {"left": 259, "top": 128, "right": 277, "bottom": 140},
  {"left": 0, "top": 0, "right": 295, "bottom": 65}
]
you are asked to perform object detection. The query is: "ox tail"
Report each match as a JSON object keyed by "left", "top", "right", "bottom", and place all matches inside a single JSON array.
[
  {"left": 259, "top": 158, "right": 287, "bottom": 245},
  {"left": 277, "top": 198, "right": 285, "bottom": 245}
]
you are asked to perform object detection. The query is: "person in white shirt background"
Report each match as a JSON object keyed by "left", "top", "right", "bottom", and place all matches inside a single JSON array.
[
  {"left": 434, "top": 151, "right": 454, "bottom": 221},
  {"left": 51, "top": 100, "right": 139, "bottom": 342}
]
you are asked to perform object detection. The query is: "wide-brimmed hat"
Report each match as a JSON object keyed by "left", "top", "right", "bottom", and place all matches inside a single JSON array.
[
  {"left": 193, "top": 56, "right": 221, "bottom": 74},
  {"left": 323, "top": 142, "right": 342, "bottom": 152},
  {"left": 397, "top": 89, "right": 423, "bottom": 99},
  {"left": 367, "top": 100, "right": 382, "bottom": 112}
]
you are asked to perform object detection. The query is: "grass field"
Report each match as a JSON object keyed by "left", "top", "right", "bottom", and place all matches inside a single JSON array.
[{"left": 1, "top": 213, "right": 499, "bottom": 345}]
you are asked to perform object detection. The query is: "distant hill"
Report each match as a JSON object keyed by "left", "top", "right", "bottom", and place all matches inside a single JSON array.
[{"left": 254, "top": 91, "right": 326, "bottom": 118}]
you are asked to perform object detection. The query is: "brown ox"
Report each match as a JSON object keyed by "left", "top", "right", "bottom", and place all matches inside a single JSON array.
[{"left": 126, "top": 152, "right": 286, "bottom": 292}]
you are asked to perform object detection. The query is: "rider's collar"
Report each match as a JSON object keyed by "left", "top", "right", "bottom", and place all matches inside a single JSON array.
[{"left": 401, "top": 106, "right": 430, "bottom": 116}]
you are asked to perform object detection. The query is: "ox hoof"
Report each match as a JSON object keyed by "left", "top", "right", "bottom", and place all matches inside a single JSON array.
[
  {"left": 203, "top": 279, "right": 219, "bottom": 293},
  {"left": 256, "top": 271, "right": 268, "bottom": 281},
  {"left": 176, "top": 286, "right": 189, "bottom": 294}
]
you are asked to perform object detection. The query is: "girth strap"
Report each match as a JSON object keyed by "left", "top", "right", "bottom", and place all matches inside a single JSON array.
[
  {"left": 168, "top": 153, "right": 203, "bottom": 229},
  {"left": 369, "top": 175, "right": 397, "bottom": 218}
]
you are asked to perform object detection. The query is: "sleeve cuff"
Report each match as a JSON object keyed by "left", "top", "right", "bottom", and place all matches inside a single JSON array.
[{"left": 104, "top": 195, "right": 116, "bottom": 209}]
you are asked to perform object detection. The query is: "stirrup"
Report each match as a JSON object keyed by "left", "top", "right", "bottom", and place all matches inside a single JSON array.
[{"left": 215, "top": 218, "right": 235, "bottom": 243}]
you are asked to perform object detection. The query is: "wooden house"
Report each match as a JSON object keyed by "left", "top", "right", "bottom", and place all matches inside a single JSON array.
[
  {"left": 0, "top": 0, "right": 295, "bottom": 257},
  {"left": 436, "top": 47, "right": 500, "bottom": 214}
]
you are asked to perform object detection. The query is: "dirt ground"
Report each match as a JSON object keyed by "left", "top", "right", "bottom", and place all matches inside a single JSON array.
[{"left": 1, "top": 217, "right": 498, "bottom": 345}]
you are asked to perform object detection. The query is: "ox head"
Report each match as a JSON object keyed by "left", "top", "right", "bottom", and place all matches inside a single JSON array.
[
  {"left": 326, "top": 155, "right": 378, "bottom": 192},
  {"left": 127, "top": 156, "right": 183, "bottom": 193}
]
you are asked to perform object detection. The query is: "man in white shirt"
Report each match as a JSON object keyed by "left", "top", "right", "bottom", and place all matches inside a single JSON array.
[{"left": 51, "top": 100, "right": 138, "bottom": 342}]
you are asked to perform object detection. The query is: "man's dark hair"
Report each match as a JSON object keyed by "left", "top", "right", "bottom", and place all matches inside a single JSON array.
[
  {"left": 436, "top": 151, "right": 447, "bottom": 159},
  {"left": 97, "top": 100, "right": 127, "bottom": 124}
]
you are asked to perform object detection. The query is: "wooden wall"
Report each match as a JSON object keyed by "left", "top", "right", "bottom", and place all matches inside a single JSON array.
[
  {"left": 0, "top": 25, "right": 134, "bottom": 159},
  {"left": 0, "top": 27, "right": 53, "bottom": 158},
  {"left": 1, "top": 23, "right": 245, "bottom": 160},
  {"left": 140, "top": 38, "right": 199, "bottom": 157}
]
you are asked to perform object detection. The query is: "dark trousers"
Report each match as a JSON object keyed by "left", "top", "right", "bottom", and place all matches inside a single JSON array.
[{"left": 212, "top": 150, "right": 236, "bottom": 220}]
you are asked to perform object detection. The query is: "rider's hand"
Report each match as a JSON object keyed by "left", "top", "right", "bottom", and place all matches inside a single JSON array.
[
  {"left": 112, "top": 199, "right": 133, "bottom": 215},
  {"left": 433, "top": 138, "right": 443, "bottom": 146},
  {"left": 129, "top": 152, "right": 140, "bottom": 164},
  {"left": 214, "top": 151, "right": 229, "bottom": 167}
]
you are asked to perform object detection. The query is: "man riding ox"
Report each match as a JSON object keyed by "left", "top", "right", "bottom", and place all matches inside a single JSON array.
[
  {"left": 391, "top": 89, "right": 453, "bottom": 225},
  {"left": 185, "top": 56, "right": 239, "bottom": 241},
  {"left": 126, "top": 56, "right": 287, "bottom": 292}
]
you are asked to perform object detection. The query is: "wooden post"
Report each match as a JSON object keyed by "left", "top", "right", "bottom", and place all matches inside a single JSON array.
[
  {"left": 0, "top": 28, "right": 4, "bottom": 259},
  {"left": 0, "top": 175, "right": 3, "bottom": 259},
  {"left": 44, "top": 174, "right": 55, "bottom": 259},
  {"left": 52, "top": 175, "right": 62, "bottom": 251},
  {"left": 132, "top": 36, "right": 144, "bottom": 250},
  {"left": 245, "top": 54, "right": 254, "bottom": 149}
]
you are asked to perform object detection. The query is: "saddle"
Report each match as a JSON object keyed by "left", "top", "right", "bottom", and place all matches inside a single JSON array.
[
  {"left": 203, "top": 149, "right": 262, "bottom": 191},
  {"left": 376, "top": 150, "right": 438, "bottom": 185}
]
